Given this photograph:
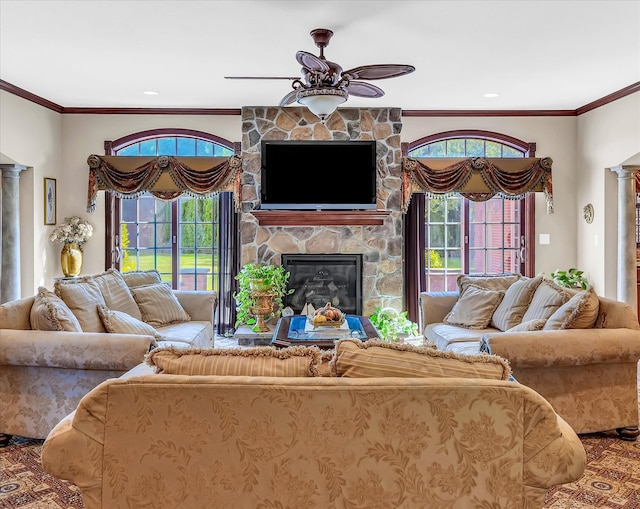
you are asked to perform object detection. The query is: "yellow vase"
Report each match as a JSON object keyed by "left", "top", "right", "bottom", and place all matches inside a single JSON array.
[{"left": 61, "top": 243, "right": 83, "bottom": 277}]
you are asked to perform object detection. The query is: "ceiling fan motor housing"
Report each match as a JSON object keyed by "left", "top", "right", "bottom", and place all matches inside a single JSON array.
[{"left": 309, "top": 28, "right": 334, "bottom": 51}]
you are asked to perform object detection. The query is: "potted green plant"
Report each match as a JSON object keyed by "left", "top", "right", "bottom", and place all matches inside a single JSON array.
[
  {"left": 549, "top": 268, "right": 589, "bottom": 290},
  {"left": 369, "top": 307, "right": 420, "bottom": 342},
  {"left": 234, "top": 263, "right": 294, "bottom": 331}
]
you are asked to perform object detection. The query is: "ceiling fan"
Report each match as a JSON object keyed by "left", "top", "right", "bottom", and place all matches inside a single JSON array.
[{"left": 225, "top": 28, "right": 415, "bottom": 122}]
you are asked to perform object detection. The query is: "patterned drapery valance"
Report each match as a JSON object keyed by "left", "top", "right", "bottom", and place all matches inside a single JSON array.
[
  {"left": 402, "top": 156, "right": 554, "bottom": 213},
  {"left": 86, "top": 154, "right": 242, "bottom": 212}
]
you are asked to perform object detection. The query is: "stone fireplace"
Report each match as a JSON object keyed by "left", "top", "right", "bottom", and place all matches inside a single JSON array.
[{"left": 239, "top": 106, "right": 404, "bottom": 315}]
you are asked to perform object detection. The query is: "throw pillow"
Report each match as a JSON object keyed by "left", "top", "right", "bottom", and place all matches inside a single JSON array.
[
  {"left": 54, "top": 279, "right": 106, "bottom": 332},
  {"left": 130, "top": 283, "right": 191, "bottom": 327},
  {"left": 457, "top": 273, "right": 522, "bottom": 295},
  {"left": 97, "top": 305, "right": 162, "bottom": 347},
  {"left": 505, "top": 319, "right": 547, "bottom": 332},
  {"left": 121, "top": 269, "right": 163, "bottom": 289},
  {"left": 30, "top": 287, "right": 82, "bottom": 332},
  {"left": 444, "top": 284, "right": 505, "bottom": 329},
  {"left": 543, "top": 285, "right": 600, "bottom": 330},
  {"left": 330, "top": 339, "right": 511, "bottom": 380},
  {"left": 56, "top": 269, "right": 142, "bottom": 321},
  {"left": 146, "top": 345, "right": 321, "bottom": 377},
  {"left": 490, "top": 275, "right": 544, "bottom": 331},
  {"left": 521, "top": 279, "right": 570, "bottom": 322}
]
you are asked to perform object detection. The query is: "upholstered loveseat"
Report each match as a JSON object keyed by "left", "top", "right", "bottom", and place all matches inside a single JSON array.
[
  {"left": 0, "top": 269, "right": 216, "bottom": 440},
  {"left": 42, "top": 340, "right": 586, "bottom": 509},
  {"left": 420, "top": 274, "right": 640, "bottom": 439}
]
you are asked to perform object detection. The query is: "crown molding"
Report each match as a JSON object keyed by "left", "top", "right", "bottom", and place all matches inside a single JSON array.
[
  {"left": 400, "top": 109, "right": 577, "bottom": 117},
  {"left": 1, "top": 79, "right": 638, "bottom": 118},
  {"left": 62, "top": 107, "right": 242, "bottom": 115},
  {"left": 575, "top": 81, "right": 640, "bottom": 115},
  {"left": 0, "top": 80, "right": 63, "bottom": 113}
]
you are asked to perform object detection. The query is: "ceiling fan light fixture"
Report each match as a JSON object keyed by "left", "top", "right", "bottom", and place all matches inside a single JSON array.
[{"left": 297, "top": 87, "right": 347, "bottom": 122}]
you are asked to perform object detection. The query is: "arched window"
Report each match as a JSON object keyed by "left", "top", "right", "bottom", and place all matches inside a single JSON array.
[
  {"left": 404, "top": 130, "right": 536, "bottom": 319},
  {"left": 104, "top": 129, "right": 239, "bottom": 333}
]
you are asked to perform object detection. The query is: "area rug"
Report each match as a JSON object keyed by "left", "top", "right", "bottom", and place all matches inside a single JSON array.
[{"left": 1, "top": 432, "right": 639, "bottom": 508}]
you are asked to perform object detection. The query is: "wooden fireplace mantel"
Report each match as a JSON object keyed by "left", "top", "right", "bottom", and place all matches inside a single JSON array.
[{"left": 251, "top": 210, "right": 392, "bottom": 226}]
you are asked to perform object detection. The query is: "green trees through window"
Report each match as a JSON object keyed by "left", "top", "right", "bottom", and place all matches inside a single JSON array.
[{"left": 113, "top": 133, "right": 233, "bottom": 292}]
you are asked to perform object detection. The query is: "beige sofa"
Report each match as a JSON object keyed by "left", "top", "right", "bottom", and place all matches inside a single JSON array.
[
  {"left": 420, "top": 274, "right": 640, "bottom": 439},
  {"left": 42, "top": 340, "right": 586, "bottom": 509},
  {"left": 0, "top": 269, "right": 217, "bottom": 440}
]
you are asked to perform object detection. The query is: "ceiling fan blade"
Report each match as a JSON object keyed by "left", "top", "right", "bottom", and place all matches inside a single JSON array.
[
  {"left": 342, "top": 64, "right": 415, "bottom": 81},
  {"left": 296, "top": 51, "right": 330, "bottom": 73},
  {"left": 346, "top": 81, "right": 385, "bottom": 98},
  {"left": 279, "top": 89, "right": 299, "bottom": 107},
  {"left": 224, "top": 76, "right": 299, "bottom": 80}
]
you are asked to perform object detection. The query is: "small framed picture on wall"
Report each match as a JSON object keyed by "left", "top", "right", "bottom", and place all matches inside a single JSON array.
[{"left": 44, "top": 177, "right": 57, "bottom": 225}]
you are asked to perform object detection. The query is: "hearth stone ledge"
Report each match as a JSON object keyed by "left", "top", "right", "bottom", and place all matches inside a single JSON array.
[{"left": 240, "top": 106, "right": 405, "bottom": 316}]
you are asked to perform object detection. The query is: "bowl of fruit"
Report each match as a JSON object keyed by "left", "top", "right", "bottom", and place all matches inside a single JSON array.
[{"left": 308, "top": 302, "right": 345, "bottom": 328}]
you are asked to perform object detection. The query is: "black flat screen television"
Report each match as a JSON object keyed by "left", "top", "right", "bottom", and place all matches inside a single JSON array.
[{"left": 260, "top": 140, "right": 377, "bottom": 210}]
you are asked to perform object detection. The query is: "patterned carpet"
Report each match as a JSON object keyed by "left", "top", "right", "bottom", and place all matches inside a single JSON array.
[
  {"left": 1, "top": 432, "right": 639, "bottom": 508},
  {"left": 0, "top": 436, "right": 82, "bottom": 509}
]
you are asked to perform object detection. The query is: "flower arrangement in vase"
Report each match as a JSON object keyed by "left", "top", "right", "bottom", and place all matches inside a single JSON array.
[{"left": 49, "top": 216, "right": 93, "bottom": 277}]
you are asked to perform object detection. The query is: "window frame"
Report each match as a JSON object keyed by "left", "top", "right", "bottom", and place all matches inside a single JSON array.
[
  {"left": 104, "top": 128, "right": 240, "bottom": 332},
  {"left": 104, "top": 128, "right": 236, "bottom": 270},
  {"left": 403, "top": 130, "right": 536, "bottom": 321}
]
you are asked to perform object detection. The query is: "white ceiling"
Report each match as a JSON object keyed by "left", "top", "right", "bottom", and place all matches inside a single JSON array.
[{"left": 1, "top": 0, "right": 639, "bottom": 111}]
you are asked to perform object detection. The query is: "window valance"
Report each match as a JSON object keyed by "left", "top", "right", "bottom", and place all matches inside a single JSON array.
[
  {"left": 86, "top": 154, "right": 242, "bottom": 212},
  {"left": 402, "top": 156, "right": 554, "bottom": 213}
]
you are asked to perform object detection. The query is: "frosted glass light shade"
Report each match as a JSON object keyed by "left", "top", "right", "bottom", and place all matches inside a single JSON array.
[{"left": 297, "top": 87, "right": 347, "bottom": 122}]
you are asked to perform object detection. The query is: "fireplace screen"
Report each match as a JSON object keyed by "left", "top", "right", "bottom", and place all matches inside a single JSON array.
[{"left": 282, "top": 254, "right": 363, "bottom": 316}]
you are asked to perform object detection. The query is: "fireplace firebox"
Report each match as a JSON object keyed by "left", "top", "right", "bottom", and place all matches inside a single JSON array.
[{"left": 282, "top": 254, "right": 362, "bottom": 316}]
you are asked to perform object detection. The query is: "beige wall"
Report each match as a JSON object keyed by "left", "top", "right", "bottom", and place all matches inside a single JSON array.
[
  {"left": 576, "top": 93, "right": 640, "bottom": 297},
  {"left": 2, "top": 88, "right": 638, "bottom": 299},
  {"left": 0, "top": 91, "right": 63, "bottom": 294}
]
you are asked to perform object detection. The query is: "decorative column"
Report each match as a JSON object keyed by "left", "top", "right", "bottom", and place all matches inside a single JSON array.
[
  {"left": 0, "top": 164, "right": 28, "bottom": 304},
  {"left": 609, "top": 163, "right": 640, "bottom": 312}
]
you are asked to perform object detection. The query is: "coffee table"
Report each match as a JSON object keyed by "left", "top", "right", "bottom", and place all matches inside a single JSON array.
[{"left": 272, "top": 315, "right": 380, "bottom": 349}]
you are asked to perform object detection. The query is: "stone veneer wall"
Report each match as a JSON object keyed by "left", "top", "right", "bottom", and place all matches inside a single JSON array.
[{"left": 240, "top": 106, "right": 404, "bottom": 315}]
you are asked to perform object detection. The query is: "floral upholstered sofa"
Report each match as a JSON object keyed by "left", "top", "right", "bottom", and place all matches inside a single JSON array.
[
  {"left": 420, "top": 274, "right": 640, "bottom": 439},
  {"left": 0, "top": 269, "right": 216, "bottom": 440},
  {"left": 42, "top": 339, "right": 586, "bottom": 509}
]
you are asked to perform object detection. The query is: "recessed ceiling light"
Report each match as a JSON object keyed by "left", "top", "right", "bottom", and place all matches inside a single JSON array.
[
  {"left": 483, "top": 92, "right": 500, "bottom": 98},
  {"left": 143, "top": 90, "right": 159, "bottom": 96}
]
